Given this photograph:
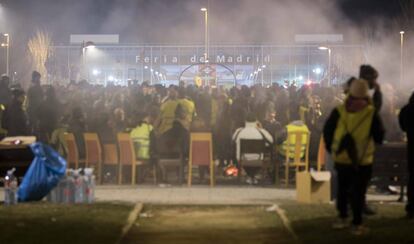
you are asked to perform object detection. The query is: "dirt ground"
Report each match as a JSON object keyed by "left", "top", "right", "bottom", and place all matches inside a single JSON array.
[{"left": 123, "top": 205, "right": 295, "bottom": 244}]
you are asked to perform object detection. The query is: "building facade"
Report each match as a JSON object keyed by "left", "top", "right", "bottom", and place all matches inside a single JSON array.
[{"left": 49, "top": 44, "right": 365, "bottom": 86}]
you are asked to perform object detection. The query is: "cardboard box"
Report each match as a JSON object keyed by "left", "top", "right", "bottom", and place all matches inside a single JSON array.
[{"left": 296, "top": 171, "right": 331, "bottom": 203}]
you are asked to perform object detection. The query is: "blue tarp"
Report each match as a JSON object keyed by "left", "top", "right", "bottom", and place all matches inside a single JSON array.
[{"left": 18, "top": 142, "right": 67, "bottom": 202}]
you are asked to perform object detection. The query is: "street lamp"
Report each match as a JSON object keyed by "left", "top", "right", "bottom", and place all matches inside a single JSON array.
[
  {"left": 1, "top": 33, "right": 10, "bottom": 75},
  {"left": 318, "top": 46, "right": 331, "bottom": 86},
  {"left": 400, "top": 31, "right": 404, "bottom": 85},
  {"left": 201, "top": 7, "right": 208, "bottom": 63}
]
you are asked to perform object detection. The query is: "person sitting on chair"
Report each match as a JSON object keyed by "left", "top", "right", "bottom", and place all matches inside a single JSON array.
[{"left": 232, "top": 112, "right": 273, "bottom": 185}]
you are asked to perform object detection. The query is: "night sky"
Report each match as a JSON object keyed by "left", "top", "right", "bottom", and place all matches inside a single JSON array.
[{"left": 0, "top": 0, "right": 407, "bottom": 45}]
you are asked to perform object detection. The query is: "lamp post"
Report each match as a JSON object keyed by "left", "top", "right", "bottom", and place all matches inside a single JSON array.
[
  {"left": 400, "top": 31, "right": 404, "bottom": 85},
  {"left": 201, "top": 7, "right": 208, "bottom": 63},
  {"left": 1, "top": 33, "right": 10, "bottom": 75},
  {"left": 318, "top": 46, "right": 331, "bottom": 86}
]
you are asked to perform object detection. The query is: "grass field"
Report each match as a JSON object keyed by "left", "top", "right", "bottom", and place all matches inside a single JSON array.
[
  {"left": 0, "top": 201, "right": 413, "bottom": 244},
  {"left": 0, "top": 202, "right": 132, "bottom": 244}
]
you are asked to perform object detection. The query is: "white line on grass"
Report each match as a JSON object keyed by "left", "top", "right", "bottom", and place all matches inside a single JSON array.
[
  {"left": 271, "top": 204, "right": 299, "bottom": 241},
  {"left": 116, "top": 202, "right": 143, "bottom": 244}
]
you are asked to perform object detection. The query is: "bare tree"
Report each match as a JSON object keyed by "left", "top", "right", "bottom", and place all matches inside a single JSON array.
[{"left": 27, "top": 30, "right": 53, "bottom": 83}]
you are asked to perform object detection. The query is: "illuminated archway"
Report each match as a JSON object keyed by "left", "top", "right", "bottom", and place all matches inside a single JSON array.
[{"left": 178, "top": 63, "right": 237, "bottom": 87}]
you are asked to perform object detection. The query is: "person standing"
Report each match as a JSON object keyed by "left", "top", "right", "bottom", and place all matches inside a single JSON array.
[
  {"left": 0, "top": 74, "right": 11, "bottom": 107},
  {"left": 323, "top": 79, "right": 385, "bottom": 235},
  {"left": 27, "top": 71, "right": 44, "bottom": 134},
  {"left": 399, "top": 92, "right": 414, "bottom": 219},
  {"left": 2, "top": 89, "right": 29, "bottom": 136}
]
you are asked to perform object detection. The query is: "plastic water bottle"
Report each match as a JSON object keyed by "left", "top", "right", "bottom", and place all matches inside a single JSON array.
[
  {"left": 83, "top": 168, "right": 95, "bottom": 204},
  {"left": 4, "top": 168, "right": 18, "bottom": 205},
  {"left": 61, "top": 170, "right": 75, "bottom": 204},
  {"left": 47, "top": 179, "right": 63, "bottom": 203},
  {"left": 73, "top": 169, "right": 84, "bottom": 203}
]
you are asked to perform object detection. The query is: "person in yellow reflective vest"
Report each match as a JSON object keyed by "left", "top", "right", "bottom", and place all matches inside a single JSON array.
[
  {"left": 323, "top": 79, "right": 384, "bottom": 235},
  {"left": 276, "top": 114, "right": 310, "bottom": 159},
  {"left": 130, "top": 112, "right": 155, "bottom": 160},
  {"left": 154, "top": 86, "right": 180, "bottom": 135},
  {"left": 177, "top": 88, "right": 195, "bottom": 131}
]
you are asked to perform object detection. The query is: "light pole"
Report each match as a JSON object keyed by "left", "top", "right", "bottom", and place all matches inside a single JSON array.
[
  {"left": 400, "top": 31, "right": 404, "bottom": 85},
  {"left": 318, "top": 46, "right": 331, "bottom": 86},
  {"left": 1, "top": 33, "right": 10, "bottom": 75},
  {"left": 201, "top": 7, "right": 208, "bottom": 63}
]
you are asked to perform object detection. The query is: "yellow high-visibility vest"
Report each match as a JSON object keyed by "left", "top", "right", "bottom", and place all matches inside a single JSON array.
[
  {"left": 279, "top": 123, "right": 309, "bottom": 159},
  {"left": 177, "top": 98, "right": 195, "bottom": 130},
  {"left": 332, "top": 104, "right": 375, "bottom": 165},
  {"left": 130, "top": 123, "right": 153, "bottom": 160},
  {"left": 157, "top": 99, "right": 179, "bottom": 135}
]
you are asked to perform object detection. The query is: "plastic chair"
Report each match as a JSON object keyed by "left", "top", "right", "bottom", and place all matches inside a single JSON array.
[
  {"left": 155, "top": 135, "right": 184, "bottom": 184},
  {"left": 63, "top": 132, "right": 85, "bottom": 169},
  {"left": 84, "top": 133, "right": 103, "bottom": 184},
  {"left": 102, "top": 144, "right": 119, "bottom": 184},
  {"left": 117, "top": 133, "right": 154, "bottom": 185},
  {"left": 317, "top": 136, "right": 326, "bottom": 172},
  {"left": 238, "top": 139, "right": 269, "bottom": 184},
  {"left": 117, "top": 133, "right": 138, "bottom": 185},
  {"left": 283, "top": 131, "right": 310, "bottom": 187},
  {"left": 188, "top": 133, "right": 214, "bottom": 187}
]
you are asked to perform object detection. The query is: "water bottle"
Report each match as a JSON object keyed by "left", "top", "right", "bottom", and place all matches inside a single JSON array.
[
  {"left": 47, "top": 179, "right": 63, "bottom": 203},
  {"left": 61, "top": 169, "right": 75, "bottom": 204},
  {"left": 83, "top": 168, "right": 95, "bottom": 204},
  {"left": 4, "top": 168, "right": 18, "bottom": 205},
  {"left": 73, "top": 169, "right": 84, "bottom": 203}
]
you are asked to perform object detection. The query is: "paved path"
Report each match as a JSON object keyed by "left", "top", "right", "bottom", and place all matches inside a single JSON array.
[
  {"left": 95, "top": 185, "right": 296, "bottom": 205},
  {"left": 0, "top": 185, "right": 402, "bottom": 205}
]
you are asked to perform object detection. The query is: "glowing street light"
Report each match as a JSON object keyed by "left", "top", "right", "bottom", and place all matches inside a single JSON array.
[
  {"left": 318, "top": 46, "right": 331, "bottom": 86},
  {"left": 400, "top": 31, "right": 404, "bottom": 85},
  {"left": 1, "top": 33, "right": 10, "bottom": 75},
  {"left": 201, "top": 7, "right": 208, "bottom": 63}
]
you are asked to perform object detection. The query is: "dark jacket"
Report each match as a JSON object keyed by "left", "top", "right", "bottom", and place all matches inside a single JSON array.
[
  {"left": 399, "top": 93, "right": 414, "bottom": 164},
  {"left": 1, "top": 100, "right": 29, "bottom": 136},
  {"left": 323, "top": 97, "right": 385, "bottom": 154}
]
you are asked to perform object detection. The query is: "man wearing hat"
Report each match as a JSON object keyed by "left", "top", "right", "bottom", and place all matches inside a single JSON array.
[
  {"left": 323, "top": 79, "right": 385, "bottom": 235},
  {"left": 1, "top": 88, "right": 29, "bottom": 136}
]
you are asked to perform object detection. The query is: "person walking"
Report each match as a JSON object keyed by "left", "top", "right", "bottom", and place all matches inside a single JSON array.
[
  {"left": 323, "top": 79, "right": 385, "bottom": 235},
  {"left": 399, "top": 92, "right": 414, "bottom": 219}
]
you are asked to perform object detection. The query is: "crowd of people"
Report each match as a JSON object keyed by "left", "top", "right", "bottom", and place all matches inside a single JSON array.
[{"left": 0, "top": 65, "right": 413, "bottom": 234}]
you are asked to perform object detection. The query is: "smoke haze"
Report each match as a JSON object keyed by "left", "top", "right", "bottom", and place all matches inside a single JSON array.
[{"left": 0, "top": 0, "right": 412, "bottom": 94}]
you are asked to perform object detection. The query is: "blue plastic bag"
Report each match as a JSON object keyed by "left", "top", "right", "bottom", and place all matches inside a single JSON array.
[{"left": 18, "top": 142, "right": 67, "bottom": 202}]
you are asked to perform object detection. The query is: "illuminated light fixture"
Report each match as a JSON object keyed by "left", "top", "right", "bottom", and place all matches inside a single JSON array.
[
  {"left": 92, "top": 69, "right": 100, "bottom": 76},
  {"left": 258, "top": 68, "right": 262, "bottom": 72},
  {"left": 144, "top": 66, "right": 148, "bottom": 69},
  {"left": 400, "top": 31, "right": 405, "bottom": 34},
  {"left": 262, "top": 65, "right": 266, "bottom": 68},
  {"left": 313, "top": 68, "right": 322, "bottom": 74},
  {"left": 306, "top": 80, "right": 312, "bottom": 86},
  {"left": 254, "top": 71, "right": 258, "bottom": 75},
  {"left": 318, "top": 46, "right": 329, "bottom": 50},
  {"left": 3, "top": 33, "right": 9, "bottom": 37},
  {"left": 155, "top": 71, "right": 159, "bottom": 75},
  {"left": 150, "top": 68, "right": 154, "bottom": 72},
  {"left": 108, "top": 76, "right": 114, "bottom": 81},
  {"left": 201, "top": 7, "right": 207, "bottom": 12}
]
